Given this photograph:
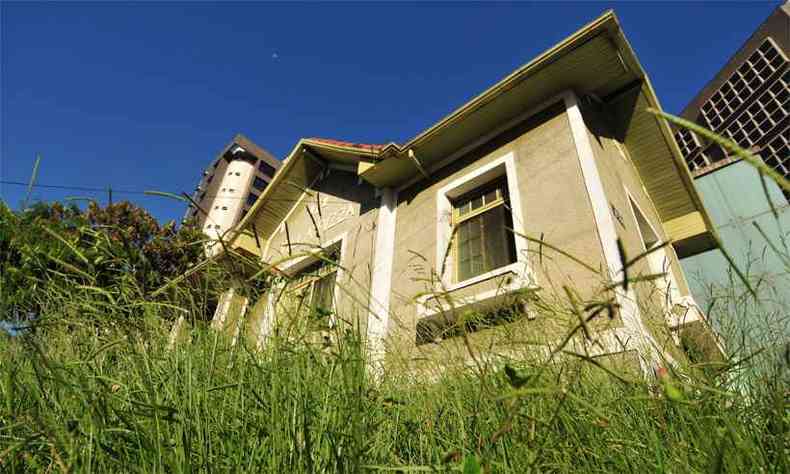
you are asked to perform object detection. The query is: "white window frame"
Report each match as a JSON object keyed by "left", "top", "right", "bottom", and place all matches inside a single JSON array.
[
  {"left": 257, "top": 232, "right": 347, "bottom": 347},
  {"left": 435, "top": 151, "right": 530, "bottom": 292},
  {"left": 419, "top": 151, "right": 534, "bottom": 321},
  {"left": 624, "top": 187, "right": 684, "bottom": 311}
]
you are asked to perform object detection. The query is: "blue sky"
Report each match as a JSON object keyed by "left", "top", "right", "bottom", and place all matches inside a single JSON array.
[{"left": 1, "top": 1, "right": 782, "bottom": 223}]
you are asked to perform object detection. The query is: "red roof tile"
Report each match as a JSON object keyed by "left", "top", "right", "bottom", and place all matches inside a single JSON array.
[{"left": 307, "top": 137, "right": 392, "bottom": 152}]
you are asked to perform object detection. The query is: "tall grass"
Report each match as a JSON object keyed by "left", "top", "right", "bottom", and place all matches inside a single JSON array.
[
  {"left": 2, "top": 216, "right": 788, "bottom": 473},
  {"left": 1, "top": 298, "right": 787, "bottom": 472},
  {"left": 1, "top": 114, "right": 788, "bottom": 472}
]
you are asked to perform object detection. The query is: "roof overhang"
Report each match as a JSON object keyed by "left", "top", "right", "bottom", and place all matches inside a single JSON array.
[
  {"left": 356, "top": 10, "right": 717, "bottom": 257},
  {"left": 230, "top": 138, "right": 379, "bottom": 254},
  {"left": 233, "top": 10, "right": 718, "bottom": 258}
]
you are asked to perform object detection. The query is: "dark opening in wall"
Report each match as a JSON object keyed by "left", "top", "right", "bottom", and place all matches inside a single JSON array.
[{"left": 415, "top": 301, "right": 527, "bottom": 346}]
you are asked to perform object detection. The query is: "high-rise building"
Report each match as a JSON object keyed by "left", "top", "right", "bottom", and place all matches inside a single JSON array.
[
  {"left": 674, "top": 3, "right": 788, "bottom": 183},
  {"left": 185, "top": 134, "right": 280, "bottom": 240},
  {"left": 674, "top": 3, "right": 790, "bottom": 350}
]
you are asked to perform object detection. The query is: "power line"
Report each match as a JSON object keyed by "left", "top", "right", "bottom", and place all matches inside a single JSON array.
[
  {"left": 1, "top": 180, "right": 151, "bottom": 195},
  {"left": 0, "top": 180, "right": 351, "bottom": 204}
]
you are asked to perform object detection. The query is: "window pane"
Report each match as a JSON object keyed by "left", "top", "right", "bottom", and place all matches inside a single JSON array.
[
  {"left": 468, "top": 218, "right": 481, "bottom": 239},
  {"left": 253, "top": 176, "right": 268, "bottom": 191},
  {"left": 483, "top": 189, "right": 498, "bottom": 205},
  {"left": 456, "top": 204, "right": 517, "bottom": 282},
  {"left": 311, "top": 273, "right": 336, "bottom": 314},
  {"left": 470, "top": 195, "right": 483, "bottom": 211},
  {"left": 458, "top": 236, "right": 470, "bottom": 261},
  {"left": 258, "top": 161, "right": 276, "bottom": 177},
  {"left": 483, "top": 206, "right": 510, "bottom": 270}
]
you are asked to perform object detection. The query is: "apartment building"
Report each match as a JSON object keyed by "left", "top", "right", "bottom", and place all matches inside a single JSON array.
[
  {"left": 674, "top": 3, "right": 788, "bottom": 181},
  {"left": 184, "top": 134, "right": 280, "bottom": 239},
  {"left": 211, "top": 11, "right": 724, "bottom": 375},
  {"left": 674, "top": 3, "right": 790, "bottom": 349}
]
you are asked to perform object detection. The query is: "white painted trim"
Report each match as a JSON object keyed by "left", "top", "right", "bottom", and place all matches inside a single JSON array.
[
  {"left": 256, "top": 290, "right": 277, "bottom": 350},
  {"left": 563, "top": 91, "right": 663, "bottom": 373},
  {"left": 262, "top": 171, "right": 325, "bottom": 262},
  {"left": 277, "top": 232, "right": 348, "bottom": 279},
  {"left": 434, "top": 150, "right": 530, "bottom": 289},
  {"left": 367, "top": 188, "right": 398, "bottom": 359},
  {"left": 211, "top": 288, "right": 235, "bottom": 330},
  {"left": 444, "top": 261, "right": 521, "bottom": 293},
  {"left": 416, "top": 268, "right": 532, "bottom": 320},
  {"left": 230, "top": 296, "right": 250, "bottom": 347}
]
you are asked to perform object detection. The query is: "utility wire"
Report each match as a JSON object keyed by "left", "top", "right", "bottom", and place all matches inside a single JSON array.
[{"left": 0, "top": 179, "right": 350, "bottom": 204}]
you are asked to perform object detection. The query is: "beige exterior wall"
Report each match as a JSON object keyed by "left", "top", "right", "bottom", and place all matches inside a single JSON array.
[
  {"left": 218, "top": 98, "right": 703, "bottom": 373},
  {"left": 385, "top": 100, "right": 629, "bottom": 369},
  {"left": 579, "top": 100, "right": 695, "bottom": 362},
  {"left": 249, "top": 170, "right": 381, "bottom": 343}
]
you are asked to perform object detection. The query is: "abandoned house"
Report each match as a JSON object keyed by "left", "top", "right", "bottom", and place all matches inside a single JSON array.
[{"left": 207, "top": 11, "right": 725, "bottom": 376}]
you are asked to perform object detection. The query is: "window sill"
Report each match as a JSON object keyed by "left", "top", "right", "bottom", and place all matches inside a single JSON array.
[
  {"left": 418, "top": 262, "right": 535, "bottom": 321},
  {"left": 444, "top": 262, "right": 522, "bottom": 293}
]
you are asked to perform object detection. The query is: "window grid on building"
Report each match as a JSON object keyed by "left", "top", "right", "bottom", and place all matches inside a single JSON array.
[
  {"left": 253, "top": 176, "right": 268, "bottom": 191},
  {"left": 674, "top": 128, "right": 702, "bottom": 159},
  {"left": 700, "top": 39, "right": 787, "bottom": 131},
  {"left": 686, "top": 150, "right": 712, "bottom": 172},
  {"left": 722, "top": 70, "right": 789, "bottom": 148},
  {"left": 759, "top": 124, "right": 790, "bottom": 178}
]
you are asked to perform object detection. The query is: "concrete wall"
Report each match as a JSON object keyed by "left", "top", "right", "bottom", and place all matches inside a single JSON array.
[
  {"left": 222, "top": 96, "right": 705, "bottom": 373},
  {"left": 385, "top": 100, "right": 630, "bottom": 369},
  {"left": 250, "top": 169, "right": 381, "bottom": 341},
  {"left": 203, "top": 159, "right": 255, "bottom": 239},
  {"left": 681, "top": 161, "right": 790, "bottom": 349}
]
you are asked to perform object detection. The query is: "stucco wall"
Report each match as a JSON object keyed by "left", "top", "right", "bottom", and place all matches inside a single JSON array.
[
  {"left": 579, "top": 101, "right": 695, "bottom": 361},
  {"left": 260, "top": 169, "right": 380, "bottom": 335},
  {"left": 385, "top": 101, "right": 627, "bottom": 368},
  {"left": 580, "top": 101, "right": 691, "bottom": 294}
]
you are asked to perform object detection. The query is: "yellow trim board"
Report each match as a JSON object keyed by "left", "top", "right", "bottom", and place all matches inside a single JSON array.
[{"left": 663, "top": 212, "right": 707, "bottom": 242}]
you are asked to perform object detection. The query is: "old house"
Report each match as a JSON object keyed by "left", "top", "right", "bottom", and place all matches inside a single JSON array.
[{"left": 215, "top": 11, "right": 724, "bottom": 376}]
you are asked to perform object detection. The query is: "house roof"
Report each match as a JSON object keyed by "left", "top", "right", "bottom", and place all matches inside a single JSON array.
[
  {"left": 232, "top": 10, "right": 718, "bottom": 259},
  {"left": 306, "top": 138, "right": 394, "bottom": 153}
]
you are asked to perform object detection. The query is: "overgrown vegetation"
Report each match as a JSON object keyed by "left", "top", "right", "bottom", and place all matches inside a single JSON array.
[{"left": 1, "top": 114, "right": 788, "bottom": 472}]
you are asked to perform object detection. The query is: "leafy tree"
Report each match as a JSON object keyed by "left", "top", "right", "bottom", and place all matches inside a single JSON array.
[{"left": 0, "top": 199, "right": 219, "bottom": 323}]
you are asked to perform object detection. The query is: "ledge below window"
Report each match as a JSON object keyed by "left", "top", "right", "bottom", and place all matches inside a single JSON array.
[{"left": 415, "top": 266, "right": 537, "bottom": 346}]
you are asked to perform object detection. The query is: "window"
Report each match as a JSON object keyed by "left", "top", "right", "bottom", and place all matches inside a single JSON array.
[
  {"left": 287, "top": 250, "right": 339, "bottom": 319},
  {"left": 452, "top": 179, "right": 517, "bottom": 282},
  {"left": 258, "top": 161, "right": 276, "bottom": 177},
  {"left": 252, "top": 176, "right": 268, "bottom": 191},
  {"left": 246, "top": 192, "right": 259, "bottom": 206},
  {"left": 700, "top": 39, "right": 786, "bottom": 131},
  {"left": 434, "top": 152, "right": 528, "bottom": 291},
  {"left": 627, "top": 194, "right": 681, "bottom": 308}
]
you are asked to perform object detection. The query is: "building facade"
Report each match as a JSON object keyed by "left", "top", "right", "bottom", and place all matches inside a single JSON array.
[
  {"left": 216, "top": 12, "right": 724, "bottom": 375},
  {"left": 674, "top": 3, "right": 790, "bottom": 351},
  {"left": 185, "top": 134, "right": 280, "bottom": 240}
]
